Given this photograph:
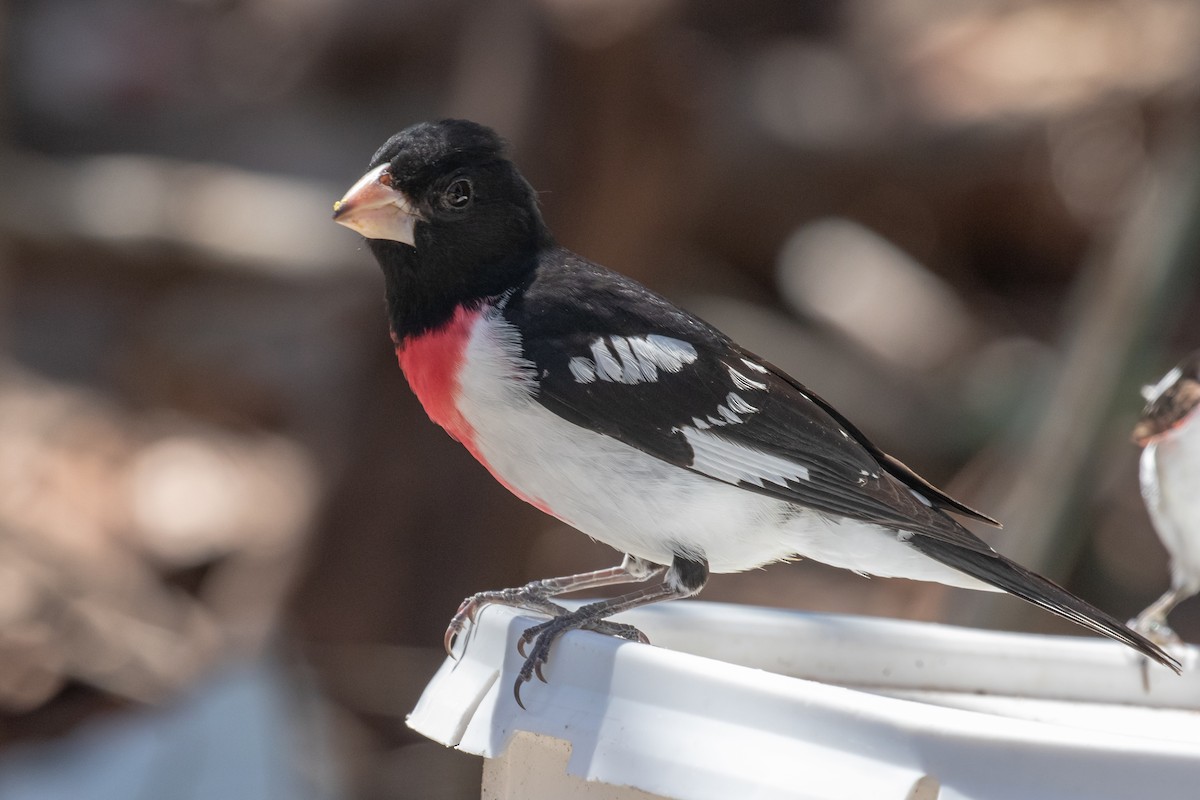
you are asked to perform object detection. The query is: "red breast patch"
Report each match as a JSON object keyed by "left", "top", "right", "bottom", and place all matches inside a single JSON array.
[
  {"left": 396, "top": 305, "right": 481, "bottom": 450},
  {"left": 394, "top": 306, "right": 556, "bottom": 517}
]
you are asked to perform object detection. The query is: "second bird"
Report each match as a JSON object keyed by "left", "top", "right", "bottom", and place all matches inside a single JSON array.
[{"left": 1132, "top": 350, "right": 1200, "bottom": 644}]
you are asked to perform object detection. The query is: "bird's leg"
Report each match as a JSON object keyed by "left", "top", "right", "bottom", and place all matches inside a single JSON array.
[
  {"left": 513, "top": 554, "right": 708, "bottom": 708},
  {"left": 444, "top": 554, "right": 663, "bottom": 654},
  {"left": 1130, "top": 583, "right": 1196, "bottom": 646}
]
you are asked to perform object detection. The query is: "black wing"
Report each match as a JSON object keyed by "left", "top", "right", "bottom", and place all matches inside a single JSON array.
[
  {"left": 502, "top": 253, "right": 1178, "bottom": 672},
  {"left": 506, "top": 253, "right": 996, "bottom": 553}
]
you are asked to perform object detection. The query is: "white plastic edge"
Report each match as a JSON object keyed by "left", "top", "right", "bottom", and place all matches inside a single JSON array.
[{"left": 408, "top": 601, "right": 1200, "bottom": 800}]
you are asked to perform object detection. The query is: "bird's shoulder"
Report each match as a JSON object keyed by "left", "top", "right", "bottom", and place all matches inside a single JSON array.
[{"left": 504, "top": 248, "right": 724, "bottom": 348}]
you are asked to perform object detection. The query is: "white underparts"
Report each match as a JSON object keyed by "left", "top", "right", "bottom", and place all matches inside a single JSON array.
[{"left": 1141, "top": 412, "right": 1200, "bottom": 591}]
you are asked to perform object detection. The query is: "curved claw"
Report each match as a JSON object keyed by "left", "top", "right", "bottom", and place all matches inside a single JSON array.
[
  {"left": 513, "top": 678, "right": 528, "bottom": 710},
  {"left": 443, "top": 616, "right": 472, "bottom": 657},
  {"left": 445, "top": 594, "right": 502, "bottom": 657},
  {"left": 443, "top": 599, "right": 478, "bottom": 656},
  {"left": 516, "top": 619, "right": 552, "bottom": 658}
]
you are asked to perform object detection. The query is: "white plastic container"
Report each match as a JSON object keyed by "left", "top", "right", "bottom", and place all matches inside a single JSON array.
[{"left": 408, "top": 601, "right": 1200, "bottom": 800}]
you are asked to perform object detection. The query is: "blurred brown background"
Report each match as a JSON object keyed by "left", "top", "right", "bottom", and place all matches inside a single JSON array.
[{"left": 2, "top": 0, "right": 1200, "bottom": 798}]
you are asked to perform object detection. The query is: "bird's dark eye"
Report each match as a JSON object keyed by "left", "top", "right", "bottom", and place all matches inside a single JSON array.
[{"left": 445, "top": 178, "right": 473, "bottom": 210}]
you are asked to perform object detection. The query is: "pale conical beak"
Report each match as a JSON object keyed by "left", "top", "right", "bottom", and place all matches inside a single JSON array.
[{"left": 332, "top": 164, "right": 421, "bottom": 245}]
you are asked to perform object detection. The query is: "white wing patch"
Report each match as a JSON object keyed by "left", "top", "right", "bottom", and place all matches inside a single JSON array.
[
  {"left": 741, "top": 358, "right": 769, "bottom": 374},
  {"left": 725, "top": 391, "right": 758, "bottom": 415},
  {"left": 717, "top": 404, "right": 742, "bottom": 425},
  {"left": 683, "top": 426, "right": 810, "bottom": 488},
  {"left": 688, "top": 391, "right": 759, "bottom": 429},
  {"left": 674, "top": 372, "right": 811, "bottom": 488},
  {"left": 728, "top": 364, "right": 767, "bottom": 391},
  {"left": 591, "top": 338, "right": 624, "bottom": 381},
  {"left": 610, "top": 337, "right": 647, "bottom": 383},
  {"left": 568, "top": 335, "right": 699, "bottom": 384},
  {"left": 568, "top": 357, "right": 597, "bottom": 383}
]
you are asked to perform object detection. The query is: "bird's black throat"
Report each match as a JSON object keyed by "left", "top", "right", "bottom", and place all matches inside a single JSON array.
[{"left": 374, "top": 237, "right": 543, "bottom": 341}]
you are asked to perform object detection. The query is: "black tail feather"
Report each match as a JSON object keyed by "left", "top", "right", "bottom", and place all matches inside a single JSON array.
[{"left": 912, "top": 536, "right": 1181, "bottom": 674}]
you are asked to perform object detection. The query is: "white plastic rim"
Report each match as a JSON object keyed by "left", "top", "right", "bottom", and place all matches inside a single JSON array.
[{"left": 408, "top": 601, "right": 1200, "bottom": 800}]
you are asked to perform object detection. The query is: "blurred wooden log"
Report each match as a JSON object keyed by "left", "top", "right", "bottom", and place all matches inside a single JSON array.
[{"left": 951, "top": 125, "right": 1200, "bottom": 630}]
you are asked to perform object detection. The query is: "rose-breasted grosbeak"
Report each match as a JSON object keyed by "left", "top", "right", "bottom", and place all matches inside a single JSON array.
[{"left": 333, "top": 119, "right": 1177, "bottom": 704}]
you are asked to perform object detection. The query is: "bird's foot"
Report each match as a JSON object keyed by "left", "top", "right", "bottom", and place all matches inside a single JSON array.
[
  {"left": 1129, "top": 614, "right": 1183, "bottom": 648},
  {"left": 512, "top": 610, "right": 649, "bottom": 708},
  {"left": 444, "top": 587, "right": 566, "bottom": 655},
  {"left": 1128, "top": 614, "right": 1185, "bottom": 691}
]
